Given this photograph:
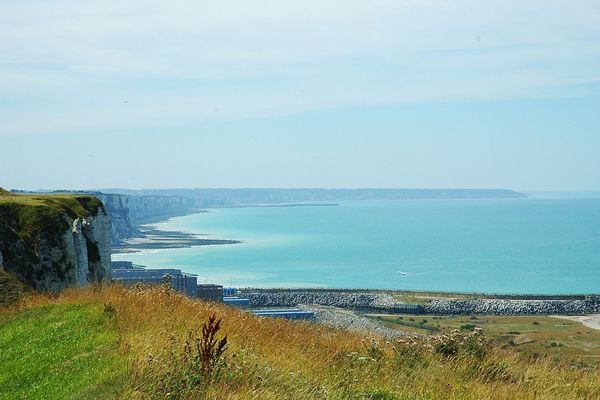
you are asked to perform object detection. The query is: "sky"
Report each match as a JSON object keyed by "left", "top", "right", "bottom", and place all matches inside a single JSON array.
[{"left": 1, "top": 1, "right": 599, "bottom": 191}]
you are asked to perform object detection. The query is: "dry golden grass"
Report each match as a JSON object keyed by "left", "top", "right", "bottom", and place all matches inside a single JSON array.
[{"left": 14, "top": 285, "right": 600, "bottom": 399}]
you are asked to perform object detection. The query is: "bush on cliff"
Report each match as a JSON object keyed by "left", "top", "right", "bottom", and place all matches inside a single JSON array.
[{"left": 0, "top": 270, "right": 27, "bottom": 307}]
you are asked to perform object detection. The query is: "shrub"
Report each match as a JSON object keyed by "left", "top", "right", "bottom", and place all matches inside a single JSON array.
[
  {"left": 0, "top": 271, "right": 27, "bottom": 307},
  {"left": 433, "top": 332, "right": 460, "bottom": 357},
  {"left": 432, "top": 328, "right": 487, "bottom": 360},
  {"left": 195, "top": 314, "right": 228, "bottom": 376},
  {"left": 362, "top": 339, "right": 385, "bottom": 361},
  {"left": 393, "top": 337, "right": 430, "bottom": 370},
  {"left": 145, "top": 314, "right": 228, "bottom": 399}
]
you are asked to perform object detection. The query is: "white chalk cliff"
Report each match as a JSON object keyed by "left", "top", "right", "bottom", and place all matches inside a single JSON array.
[{"left": 0, "top": 195, "right": 112, "bottom": 292}]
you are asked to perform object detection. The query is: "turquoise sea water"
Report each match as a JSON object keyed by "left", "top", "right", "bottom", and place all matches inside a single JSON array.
[{"left": 113, "top": 198, "right": 600, "bottom": 294}]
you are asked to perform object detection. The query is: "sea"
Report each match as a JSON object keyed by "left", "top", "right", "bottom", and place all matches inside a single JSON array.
[{"left": 113, "top": 196, "right": 600, "bottom": 294}]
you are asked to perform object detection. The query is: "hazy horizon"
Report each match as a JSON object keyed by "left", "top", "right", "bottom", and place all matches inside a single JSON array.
[
  {"left": 1, "top": 1, "right": 599, "bottom": 191},
  {"left": 8, "top": 187, "right": 600, "bottom": 200}
]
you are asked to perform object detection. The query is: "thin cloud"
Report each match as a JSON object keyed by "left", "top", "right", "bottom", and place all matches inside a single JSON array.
[{"left": 1, "top": 0, "right": 599, "bottom": 137}]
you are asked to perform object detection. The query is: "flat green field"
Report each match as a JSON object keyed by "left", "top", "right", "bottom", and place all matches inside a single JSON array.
[{"left": 370, "top": 314, "right": 600, "bottom": 360}]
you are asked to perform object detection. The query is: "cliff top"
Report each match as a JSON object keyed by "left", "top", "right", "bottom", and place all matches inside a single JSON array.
[
  {"left": 0, "top": 192, "right": 103, "bottom": 218},
  {"left": 0, "top": 192, "right": 105, "bottom": 243}
]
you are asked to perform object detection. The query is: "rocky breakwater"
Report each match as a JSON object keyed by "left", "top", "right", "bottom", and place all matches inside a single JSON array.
[
  {"left": 426, "top": 296, "right": 600, "bottom": 316},
  {"left": 246, "top": 290, "right": 424, "bottom": 313},
  {"left": 0, "top": 190, "right": 111, "bottom": 292}
]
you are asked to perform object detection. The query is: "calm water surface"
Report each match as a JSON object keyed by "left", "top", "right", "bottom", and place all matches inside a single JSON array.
[{"left": 114, "top": 198, "right": 600, "bottom": 294}]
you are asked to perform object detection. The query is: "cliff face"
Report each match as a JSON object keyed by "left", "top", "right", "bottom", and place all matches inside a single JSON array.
[
  {"left": 97, "top": 193, "right": 198, "bottom": 245},
  {"left": 0, "top": 192, "right": 111, "bottom": 292}
]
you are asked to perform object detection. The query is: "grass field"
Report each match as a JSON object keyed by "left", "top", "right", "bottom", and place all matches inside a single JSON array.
[
  {"left": 1, "top": 285, "right": 600, "bottom": 399},
  {"left": 0, "top": 303, "right": 127, "bottom": 399},
  {"left": 370, "top": 314, "right": 600, "bottom": 360}
]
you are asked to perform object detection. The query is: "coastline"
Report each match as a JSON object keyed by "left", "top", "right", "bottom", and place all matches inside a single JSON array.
[
  {"left": 108, "top": 210, "right": 600, "bottom": 335},
  {"left": 110, "top": 204, "right": 600, "bottom": 300},
  {"left": 110, "top": 198, "right": 600, "bottom": 294},
  {"left": 111, "top": 218, "right": 241, "bottom": 254}
]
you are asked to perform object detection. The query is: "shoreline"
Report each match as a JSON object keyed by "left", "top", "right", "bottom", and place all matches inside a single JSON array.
[{"left": 111, "top": 220, "right": 241, "bottom": 254}]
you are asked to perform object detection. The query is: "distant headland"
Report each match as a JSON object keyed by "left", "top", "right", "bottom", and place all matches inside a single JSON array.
[{"left": 97, "top": 188, "right": 527, "bottom": 204}]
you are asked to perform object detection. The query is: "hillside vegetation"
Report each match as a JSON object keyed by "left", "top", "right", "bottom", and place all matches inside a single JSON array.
[
  {"left": 372, "top": 313, "right": 600, "bottom": 360},
  {"left": 0, "top": 271, "right": 27, "bottom": 308},
  {"left": 1, "top": 285, "right": 599, "bottom": 399}
]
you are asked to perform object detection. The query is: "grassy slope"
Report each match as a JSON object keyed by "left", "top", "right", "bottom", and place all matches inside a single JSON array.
[
  {"left": 1, "top": 286, "right": 600, "bottom": 399},
  {"left": 0, "top": 303, "right": 127, "bottom": 399}
]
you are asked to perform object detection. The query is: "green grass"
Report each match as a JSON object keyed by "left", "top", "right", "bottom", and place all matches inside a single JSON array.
[
  {"left": 371, "top": 314, "right": 600, "bottom": 360},
  {"left": 0, "top": 192, "right": 103, "bottom": 220},
  {"left": 0, "top": 303, "right": 128, "bottom": 400}
]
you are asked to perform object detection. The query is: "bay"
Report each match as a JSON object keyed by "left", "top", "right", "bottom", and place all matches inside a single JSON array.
[{"left": 113, "top": 198, "right": 600, "bottom": 294}]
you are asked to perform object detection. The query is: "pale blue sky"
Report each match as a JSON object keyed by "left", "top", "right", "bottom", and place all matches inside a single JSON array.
[{"left": 1, "top": 1, "right": 599, "bottom": 190}]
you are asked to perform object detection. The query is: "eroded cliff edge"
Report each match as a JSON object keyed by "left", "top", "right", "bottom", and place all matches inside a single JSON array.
[{"left": 0, "top": 190, "right": 111, "bottom": 292}]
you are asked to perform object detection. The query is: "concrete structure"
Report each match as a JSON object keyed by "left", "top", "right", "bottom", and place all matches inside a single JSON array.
[
  {"left": 197, "top": 284, "right": 223, "bottom": 302},
  {"left": 251, "top": 308, "right": 315, "bottom": 320},
  {"left": 111, "top": 261, "right": 198, "bottom": 297},
  {"left": 111, "top": 260, "right": 138, "bottom": 270},
  {"left": 224, "top": 297, "right": 251, "bottom": 308}
]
